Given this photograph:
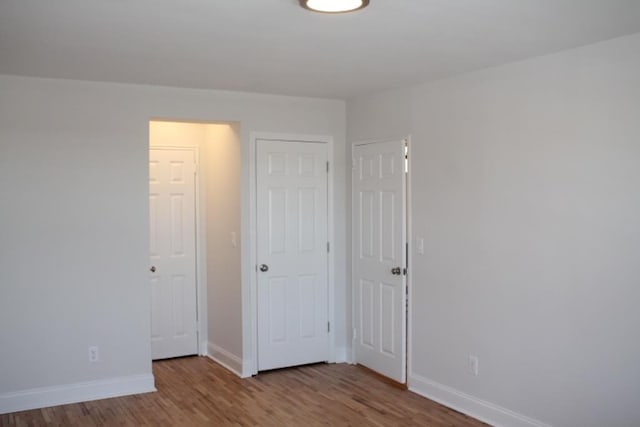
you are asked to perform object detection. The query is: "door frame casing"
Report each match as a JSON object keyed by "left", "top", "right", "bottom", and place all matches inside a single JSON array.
[
  {"left": 350, "top": 136, "right": 412, "bottom": 384},
  {"left": 405, "top": 135, "right": 413, "bottom": 384},
  {"left": 248, "top": 132, "right": 335, "bottom": 376},
  {"left": 149, "top": 145, "right": 206, "bottom": 357}
]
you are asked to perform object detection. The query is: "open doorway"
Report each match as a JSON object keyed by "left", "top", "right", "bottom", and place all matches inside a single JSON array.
[{"left": 148, "top": 120, "right": 243, "bottom": 373}]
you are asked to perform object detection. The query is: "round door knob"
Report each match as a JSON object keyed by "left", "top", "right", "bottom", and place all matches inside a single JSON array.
[
  {"left": 150, "top": 266, "right": 156, "bottom": 273},
  {"left": 259, "top": 264, "right": 269, "bottom": 272},
  {"left": 391, "top": 267, "right": 401, "bottom": 275}
]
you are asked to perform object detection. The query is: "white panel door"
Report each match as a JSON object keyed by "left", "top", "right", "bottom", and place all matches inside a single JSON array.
[
  {"left": 149, "top": 148, "right": 198, "bottom": 360},
  {"left": 353, "top": 140, "right": 406, "bottom": 383},
  {"left": 257, "top": 140, "right": 329, "bottom": 371}
]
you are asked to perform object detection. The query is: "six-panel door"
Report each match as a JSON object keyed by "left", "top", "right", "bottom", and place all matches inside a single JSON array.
[
  {"left": 149, "top": 148, "right": 198, "bottom": 360},
  {"left": 352, "top": 140, "right": 407, "bottom": 383},
  {"left": 256, "top": 140, "right": 329, "bottom": 371}
]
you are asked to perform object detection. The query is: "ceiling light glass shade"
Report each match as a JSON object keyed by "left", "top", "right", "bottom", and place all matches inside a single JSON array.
[{"left": 300, "top": 0, "right": 369, "bottom": 13}]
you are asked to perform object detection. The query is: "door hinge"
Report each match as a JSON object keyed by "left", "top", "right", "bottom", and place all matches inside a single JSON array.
[
  {"left": 326, "top": 161, "right": 330, "bottom": 173},
  {"left": 404, "top": 139, "right": 409, "bottom": 173},
  {"left": 403, "top": 267, "right": 407, "bottom": 276},
  {"left": 406, "top": 286, "right": 409, "bottom": 312},
  {"left": 327, "top": 241, "right": 330, "bottom": 253},
  {"left": 327, "top": 322, "right": 330, "bottom": 333}
]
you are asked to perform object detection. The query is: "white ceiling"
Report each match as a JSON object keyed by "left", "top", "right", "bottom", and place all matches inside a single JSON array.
[{"left": 1, "top": 0, "right": 639, "bottom": 99}]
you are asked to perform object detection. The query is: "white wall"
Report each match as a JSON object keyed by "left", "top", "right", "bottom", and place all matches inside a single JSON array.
[
  {"left": 0, "top": 76, "right": 346, "bottom": 411},
  {"left": 347, "top": 33, "right": 640, "bottom": 427},
  {"left": 203, "top": 123, "right": 243, "bottom": 371},
  {"left": 149, "top": 121, "right": 208, "bottom": 149}
]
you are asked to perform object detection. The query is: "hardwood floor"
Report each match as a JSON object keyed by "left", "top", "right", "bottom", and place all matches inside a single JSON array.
[{"left": 1, "top": 357, "right": 486, "bottom": 426}]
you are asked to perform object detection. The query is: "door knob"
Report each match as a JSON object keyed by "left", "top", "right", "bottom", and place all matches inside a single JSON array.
[
  {"left": 150, "top": 266, "right": 156, "bottom": 273},
  {"left": 391, "top": 267, "right": 401, "bottom": 275},
  {"left": 259, "top": 264, "right": 269, "bottom": 272}
]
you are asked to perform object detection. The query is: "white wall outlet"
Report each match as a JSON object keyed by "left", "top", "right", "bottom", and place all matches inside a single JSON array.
[
  {"left": 89, "top": 346, "right": 99, "bottom": 363},
  {"left": 469, "top": 355, "right": 479, "bottom": 376},
  {"left": 416, "top": 237, "right": 425, "bottom": 255}
]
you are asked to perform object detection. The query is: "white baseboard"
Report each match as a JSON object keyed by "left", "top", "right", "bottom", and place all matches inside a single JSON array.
[
  {"left": 0, "top": 374, "right": 156, "bottom": 415},
  {"left": 409, "top": 372, "right": 550, "bottom": 427},
  {"left": 206, "top": 342, "right": 244, "bottom": 378}
]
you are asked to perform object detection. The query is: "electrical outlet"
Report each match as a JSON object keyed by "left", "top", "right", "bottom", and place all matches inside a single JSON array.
[
  {"left": 416, "top": 237, "right": 425, "bottom": 255},
  {"left": 469, "top": 355, "right": 479, "bottom": 376},
  {"left": 89, "top": 346, "right": 99, "bottom": 363},
  {"left": 230, "top": 231, "right": 237, "bottom": 248}
]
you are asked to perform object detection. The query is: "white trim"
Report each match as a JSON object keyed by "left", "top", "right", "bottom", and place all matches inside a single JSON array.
[
  {"left": 335, "top": 347, "right": 349, "bottom": 363},
  {"left": 409, "top": 372, "right": 551, "bottom": 427},
  {"left": 326, "top": 138, "right": 336, "bottom": 364},
  {"left": 350, "top": 142, "right": 356, "bottom": 367},
  {"left": 248, "top": 132, "right": 258, "bottom": 376},
  {"left": 345, "top": 347, "right": 355, "bottom": 364},
  {"left": 194, "top": 146, "right": 208, "bottom": 356},
  {"left": 206, "top": 343, "right": 245, "bottom": 378},
  {"left": 248, "top": 132, "right": 336, "bottom": 375},
  {"left": 405, "top": 135, "right": 413, "bottom": 382},
  {"left": 149, "top": 145, "right": 206, "bottom": 356},
  {"left": 0, "top": 374, "right": 155, "bottom": 415},
  {"left": 242, "top": 359, "right": 253, "bottom": 377}
]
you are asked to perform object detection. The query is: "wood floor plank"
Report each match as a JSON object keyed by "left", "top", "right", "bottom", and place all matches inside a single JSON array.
[{"left": 1, "top": 357, "right": 486, "bottom": 426}]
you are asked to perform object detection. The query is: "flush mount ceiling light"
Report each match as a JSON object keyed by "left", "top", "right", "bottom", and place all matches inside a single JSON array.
[{"left": 299, "top": 0, "right": 369, "bottom": 14}]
